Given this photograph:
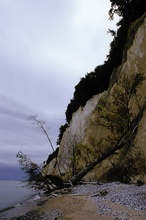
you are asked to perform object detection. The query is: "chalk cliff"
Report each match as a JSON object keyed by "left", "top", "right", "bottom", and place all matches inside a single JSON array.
[{"left": 44, "top": 13, "right": 146, "bottom": 183}]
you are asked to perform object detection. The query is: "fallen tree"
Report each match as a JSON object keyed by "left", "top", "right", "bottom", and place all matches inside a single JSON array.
[
  {"left": 69, "top": 72, "right": 146, "bottom": 185},
  {"left": 69, "top": 102, "right": 146, "bottom": 184}
]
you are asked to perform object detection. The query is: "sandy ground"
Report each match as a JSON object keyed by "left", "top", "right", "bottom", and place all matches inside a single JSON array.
[
  {"left": 41, "top": 194, "right": 146, "bottom": 220},
  {"left": 1, "top": 188, "right": 146, "bottom": 220}
]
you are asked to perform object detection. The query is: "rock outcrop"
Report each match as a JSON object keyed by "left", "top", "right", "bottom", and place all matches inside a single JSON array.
[{"left": 44, "top": 13, "right": 146, "bottom": 183}]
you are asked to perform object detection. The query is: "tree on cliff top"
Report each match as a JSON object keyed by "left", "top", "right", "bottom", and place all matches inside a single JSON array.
[{"left": 109, "top": 0, "right": 146, "bottom": 23}]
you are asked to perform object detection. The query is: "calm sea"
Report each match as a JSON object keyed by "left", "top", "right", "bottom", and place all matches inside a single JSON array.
[{"left": 0, "top": 180, "right": 36, "bottom": 211}]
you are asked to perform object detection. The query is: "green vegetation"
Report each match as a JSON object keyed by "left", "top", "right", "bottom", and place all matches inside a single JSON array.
[
  {"left": 105, "top": 150, "right": 146, "bottom": 183},
  {"left": 16, "top": 151, "right": 64, "bottom": 193}
]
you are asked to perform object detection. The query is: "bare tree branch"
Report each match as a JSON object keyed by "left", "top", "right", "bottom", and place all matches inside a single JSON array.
[
  {"left": 28, "top": 115, "right": 62, "bottom": 177},
  {"left": 28, "top": 115, "right": 55, "bottom": 151}
]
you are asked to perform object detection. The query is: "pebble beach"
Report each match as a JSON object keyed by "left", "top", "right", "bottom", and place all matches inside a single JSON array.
[{"left": 0, "top": 182, "right": 146, "bottom": 220}]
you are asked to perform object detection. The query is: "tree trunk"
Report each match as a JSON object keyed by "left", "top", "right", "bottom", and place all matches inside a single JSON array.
[
  {"left": 69, "top": 102, "right": 146, "bottom": 185},
  {"left": 69, "top": 139, "right": 126, "bottom": 184}
]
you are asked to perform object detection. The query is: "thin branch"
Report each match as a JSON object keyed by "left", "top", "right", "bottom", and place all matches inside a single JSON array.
[{"left": 28, "top": 115, "right": 55, "bottom": 151}]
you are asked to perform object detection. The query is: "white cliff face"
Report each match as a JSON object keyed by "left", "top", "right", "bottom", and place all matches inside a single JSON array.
[
  {"left": 54, "top": 93, "right": 103, "bottom": 175},
  {"left": 128, "top": 18, "right": 146, "bottom": 60},
  {"left": 125, "top": 16, "right": 146, "bottom": 155},
  {"left": 43, "top": 93, "right": 103, "bottom": 176},
  {"left": 44, "top": 13, "right": 146, "bottom": 181},
  {"left": 63, "top": 94, "right": 103, "bottom": 143}
]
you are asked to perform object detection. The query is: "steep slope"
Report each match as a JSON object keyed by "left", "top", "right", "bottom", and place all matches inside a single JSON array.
[{"left": 44, "top": 13, "right": 146, "bottom": 183}]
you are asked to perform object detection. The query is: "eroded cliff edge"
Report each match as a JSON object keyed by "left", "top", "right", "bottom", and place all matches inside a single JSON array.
[{"left": 44, "top": 13, "right": 146, "bottom": 183}]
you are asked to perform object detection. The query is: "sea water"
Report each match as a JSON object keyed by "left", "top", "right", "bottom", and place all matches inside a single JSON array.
[{"left": 0, "top": 180, "right": 36, "bottom": 211}]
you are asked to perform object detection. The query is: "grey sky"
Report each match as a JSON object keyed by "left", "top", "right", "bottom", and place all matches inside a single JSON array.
[{"left": 0, "top": 0, "right": 118, "bottom": 179}]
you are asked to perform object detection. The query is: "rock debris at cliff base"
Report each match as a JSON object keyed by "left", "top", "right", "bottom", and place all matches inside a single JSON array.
[{"left": 72, "top": 182, "right": 146, "bottom": 219}]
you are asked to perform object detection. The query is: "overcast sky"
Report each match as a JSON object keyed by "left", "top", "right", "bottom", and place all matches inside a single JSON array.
[{"left": 0, "top": 0, "right": 119, "bottom": 179}]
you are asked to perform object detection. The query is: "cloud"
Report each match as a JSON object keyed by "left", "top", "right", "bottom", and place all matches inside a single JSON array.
[
  {"left": 73, "top": 0, "right": 109, "bottom": 27},
  {"left": 0, "top": 0, "right": 119, "bottom": 179}
]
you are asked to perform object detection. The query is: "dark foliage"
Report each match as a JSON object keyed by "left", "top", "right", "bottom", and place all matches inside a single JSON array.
[
  {"left": 45, "top": 174, "right": 64, "bottom": 189},
  {"left": 105, "top": 151, "right": 146, "bottom": 184},
  {"left": 109, "top": 0, "right": 146, "bottom": 23},
  {"left": 44, "top": 147, "right": 59, "bottom": 166},
  {"left": 16, "top": 151, "right": 41, "bottom": 183},
  {"left": 16, "top": 151, "right": 64, "bottom": 193},
  {"left": 66, "top": 66, "right": 112, "bottom": 123},
  {"left": 106, "top": 162, "right": 132, "bottom": 184},
  {"left": 136, "top": 179, "right": 144, "bottom": 186},
  {"left": 56, "top": 123, "right": 69, "bottom": 145}
]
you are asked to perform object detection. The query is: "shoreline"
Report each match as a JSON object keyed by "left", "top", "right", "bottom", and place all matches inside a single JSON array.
[
  {"left": 0, "top": 194, "right": 49, "bottom": 220},
  {"left": 0, "top": 182, "right": 146, "bottom": 220}
]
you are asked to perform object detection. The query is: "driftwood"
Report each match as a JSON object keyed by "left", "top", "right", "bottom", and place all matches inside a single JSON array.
[{"left": 79, "top": 181, "right": 99, "bottom": 185}]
